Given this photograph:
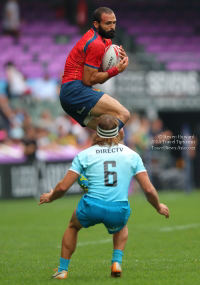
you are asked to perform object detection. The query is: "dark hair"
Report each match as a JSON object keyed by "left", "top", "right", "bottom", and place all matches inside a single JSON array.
[
  {"left": 93, "top": 7, "right": 114, "bottom": 23},
  {"left": 92, "top": 115, "right": 120, "bottom": 147}
]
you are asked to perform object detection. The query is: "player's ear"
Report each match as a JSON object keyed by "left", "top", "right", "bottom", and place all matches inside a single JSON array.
[{"left": 93, "top": 21, "right": 99, "bottom": 30}]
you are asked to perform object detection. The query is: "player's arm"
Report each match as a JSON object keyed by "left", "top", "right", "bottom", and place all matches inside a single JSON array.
[
  {"left": 38, "top": 170, "right": 79, "bottom": 205},
  {"left": 82, "top": 57, "right": 128, "bottom": 86},
  {"left": 135, "top": 171, "right": 170, "bottom": 218}
]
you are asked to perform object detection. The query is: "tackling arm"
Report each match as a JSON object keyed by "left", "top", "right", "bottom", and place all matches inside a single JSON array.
[
  {"left": 135, "top": 171, "right": 169, "bottom": 218},
  {"left": 38, "top": 170, "right": 79, "bottom": 205}
]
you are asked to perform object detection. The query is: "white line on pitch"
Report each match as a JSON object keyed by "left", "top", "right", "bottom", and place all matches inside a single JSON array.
[
  {"left": 56, "top": 238, "right": 111, "bottom": 249},
  {"left": 78, "top": 238, "right": 111, "bottom": 247},
  {"left": 159, "top": 223, "right": 200, "bottom": 232}
]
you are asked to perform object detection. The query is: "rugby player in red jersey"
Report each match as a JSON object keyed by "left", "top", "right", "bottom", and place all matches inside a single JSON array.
[
  {"left": 61, "top": 7, "right": 129, "bottom": 134},
  {"left": 60, "top": 7, "right": 129, "bottom": 190}
]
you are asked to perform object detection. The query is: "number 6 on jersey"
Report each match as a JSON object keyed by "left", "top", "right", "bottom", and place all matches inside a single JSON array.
[{"left": 104, "top": 161, "right": 117, "bottom": 187}]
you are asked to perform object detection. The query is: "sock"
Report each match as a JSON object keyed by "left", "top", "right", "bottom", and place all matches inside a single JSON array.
[
  {"left": 58, "top": 257, "right": 70, "bottom": 272},
  {"left": 117, "top": 119, "right": 124, "bottom": 131},
  {"left": 111, "top": 249, "right": 124, "bottom": 265}
]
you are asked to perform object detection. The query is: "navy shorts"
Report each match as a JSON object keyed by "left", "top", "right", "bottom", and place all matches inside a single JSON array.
[
  {"left": 76, "top": 195, "right": 131, "bottom": 234},
  {"left": 60, "top": 80, "right": 104, "bottom": 127}
]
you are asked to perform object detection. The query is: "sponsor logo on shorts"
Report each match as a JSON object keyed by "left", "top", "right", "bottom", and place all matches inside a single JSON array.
[
  {"left": 107, "top": 226, "right": 122, "bottom": 232},
  {"left": 77, "top": 107, "right": 85, "bottom": 114}
]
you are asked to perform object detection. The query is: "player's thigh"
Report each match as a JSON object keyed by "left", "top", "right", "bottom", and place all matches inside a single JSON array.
[
  {"left": 91, "top": 94, "right": 128, "bottom": 118},
  {"left": 69, "top": 208, "right": 82, "bottom": 231},
  {"left": 104, "top": 201, "right": 131, "bottom": 234}
]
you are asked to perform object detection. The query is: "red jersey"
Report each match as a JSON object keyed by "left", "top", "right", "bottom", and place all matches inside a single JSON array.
[{"left": 62, "top": 27, "right": 112, "bottom": 84}]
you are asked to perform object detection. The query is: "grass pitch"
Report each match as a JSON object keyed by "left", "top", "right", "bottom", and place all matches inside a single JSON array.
[{"left": 0, "top": 191, "right": 200, "bottom": 285}]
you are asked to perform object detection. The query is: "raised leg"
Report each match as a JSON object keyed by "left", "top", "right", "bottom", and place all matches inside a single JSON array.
[{"left": 91, "top": 94, "right": 130, "bottom": 124}]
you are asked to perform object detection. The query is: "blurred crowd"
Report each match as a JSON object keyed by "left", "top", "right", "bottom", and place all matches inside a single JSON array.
[
  {"left": 1, "top": 60, "right": 197, "bottom": 191},
  {"left": 0, "top": 75, "right": 174, "bottom": 162},
  {"left": 0, "top": 94, "right": 93, "bottom": 163}
]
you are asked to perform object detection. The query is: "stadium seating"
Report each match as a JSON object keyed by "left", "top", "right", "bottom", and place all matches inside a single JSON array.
[
  {"left": 114, "top": 2, "right": 200, "bottom": 71},
  {"left": 0, "top": 0, "right": 81, "bottom": 79}
]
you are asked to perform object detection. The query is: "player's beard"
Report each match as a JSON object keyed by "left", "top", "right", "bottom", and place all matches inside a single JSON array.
[{"left": 98, "top": 24, "right": 116, "bottom": 39}]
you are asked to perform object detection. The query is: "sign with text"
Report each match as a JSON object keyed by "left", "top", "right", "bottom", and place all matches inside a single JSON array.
[
  {"left": 116, "top": 71, "right": 200, "bottom": 110},
  {"left": 0, "top": 160, "right": 82, "bottom": 199}
]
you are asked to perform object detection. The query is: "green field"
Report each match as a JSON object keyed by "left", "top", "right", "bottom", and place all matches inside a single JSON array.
[{"left": 1, "top": 191, "right": 200, "bottom": 285}]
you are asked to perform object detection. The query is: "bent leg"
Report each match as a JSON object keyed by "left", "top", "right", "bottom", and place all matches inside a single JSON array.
[
  {"left": 90, "top": 94, "right": 130, "bottom": 124},
  {"left": 61, "top": 208, "right": 82, "bottom": 260}
]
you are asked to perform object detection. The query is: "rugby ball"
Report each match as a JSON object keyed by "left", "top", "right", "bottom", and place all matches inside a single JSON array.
[{"left": 101, "top": 44, "right": 121, "bottom": 72}]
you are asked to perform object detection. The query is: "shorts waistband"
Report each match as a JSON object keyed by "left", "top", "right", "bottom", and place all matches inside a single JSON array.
[
  {"left": 61, "top": 80, "right": 82, "bottom": 87},
  {"left": 84, "top": 194, "right": 129, "bottom": 207}
]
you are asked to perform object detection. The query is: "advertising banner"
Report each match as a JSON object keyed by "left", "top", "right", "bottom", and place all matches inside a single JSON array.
[
  {"left": 116, "top": 71, "right": 200, "bottom": 110},
  {"left": 0, "top": 160, "right": 82, "bottom": 199}
]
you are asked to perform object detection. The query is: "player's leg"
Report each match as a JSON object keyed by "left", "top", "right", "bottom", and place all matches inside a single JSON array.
[
  {"left": 113, "top": 225, "right": 128, "bottom": 251},
  {"left": 60, "top": 82, "right": 128, "bottom": 137},
  {"left": 111, "top": 226, "right": 128, "bottom": 278},
  {"left": 104, "top": 202, "right": 130, "bottom": 278},
  {"left": 52, "top": 209, "right": 82, "bottom": 279},
  {"left": 90, "top": 94, "right": 130, "bottom": 130},
  {"left": 61, "top": 208, "right": 82, "bottom": 260}
]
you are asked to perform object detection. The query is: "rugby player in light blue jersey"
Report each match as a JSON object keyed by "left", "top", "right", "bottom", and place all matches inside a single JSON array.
[{"left": 39, "top": 115, "right": 170, "bottom": 279}]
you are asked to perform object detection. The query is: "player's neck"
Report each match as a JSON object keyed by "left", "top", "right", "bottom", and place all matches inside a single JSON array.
[
  {"left": 92, "top": 24, "right": 98, "bottom": 33},
  {"left": 92, "top": 25, "right": 106, "bottom": 42}
]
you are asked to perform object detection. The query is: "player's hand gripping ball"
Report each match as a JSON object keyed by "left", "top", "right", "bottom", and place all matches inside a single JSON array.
[{"left": 101, "top": 44, "right": 121, "bottom": 71}]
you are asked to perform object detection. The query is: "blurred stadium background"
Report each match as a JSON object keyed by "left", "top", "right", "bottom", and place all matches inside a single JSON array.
[{"left": 0, "top": 0, "right": 200, "bottom": 199}]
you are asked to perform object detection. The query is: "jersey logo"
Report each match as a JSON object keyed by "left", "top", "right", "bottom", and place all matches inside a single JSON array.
[
  {"left": 92, "top": 88, "right": 101, "bottom": 92},
  {"left": 77, "top": 107, "right": 85, "bottom": 114}
]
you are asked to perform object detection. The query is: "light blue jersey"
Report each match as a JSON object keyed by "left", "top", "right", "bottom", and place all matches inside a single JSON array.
[{"left": 70, "top": 143, "right": 146, "bottom": 202}]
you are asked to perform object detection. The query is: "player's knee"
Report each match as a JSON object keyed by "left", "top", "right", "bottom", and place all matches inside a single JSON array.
[
  {"left": 119, "top": 108, "right": 130, "bottom": 123},
  {"left": 123, "top": 109, "right": 130, "bottom": 123},
  {"left": 68, "top": 220, "right": 82, "bottom": 231},
  {"left": 68, "top": 221, "right": 75, "bottom": 229}
]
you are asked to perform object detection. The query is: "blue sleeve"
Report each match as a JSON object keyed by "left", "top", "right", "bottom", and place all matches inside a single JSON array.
[
  {"left": 69, "top": 155, "right": 83, "bottom": 175},
  {"left": 134, "top": 155, "right": 146, "bottom": 176}
]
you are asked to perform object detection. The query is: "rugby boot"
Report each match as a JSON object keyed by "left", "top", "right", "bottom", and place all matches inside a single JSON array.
[
  {"left": 111, "top": 262, "right": 122, "bottom": 278},
  {"left": 52, "top": 270, "right": 68, "bottom": 279}
]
